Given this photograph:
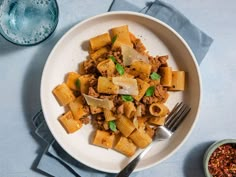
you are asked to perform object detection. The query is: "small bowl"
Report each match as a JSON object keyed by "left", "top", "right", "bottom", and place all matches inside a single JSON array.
[
  {"left": 0, "top": 0, "right": 59, "bottom": 46},
  {"left": 203, "top": 139, "right": 236, "bottom": 177}
]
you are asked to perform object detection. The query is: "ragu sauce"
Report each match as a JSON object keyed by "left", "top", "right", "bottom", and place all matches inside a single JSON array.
[{"left": 208, "top": 143, "right": 236, "bottom": 177}]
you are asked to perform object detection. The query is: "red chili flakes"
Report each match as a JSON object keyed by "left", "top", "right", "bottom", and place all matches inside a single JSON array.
[{"left": 208, "top": 143, "right": 236, "bottom": 177}]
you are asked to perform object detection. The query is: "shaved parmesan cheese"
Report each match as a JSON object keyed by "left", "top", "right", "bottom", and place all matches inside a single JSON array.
[
  {"left": 121, "top": 45, "right": 149, "bottom": 66},
  {"left": 83, "top": 94, "right": 114, "bottom": 110},
  {"left": 112, "top": 77, "right": 139, "bottom": 96}
]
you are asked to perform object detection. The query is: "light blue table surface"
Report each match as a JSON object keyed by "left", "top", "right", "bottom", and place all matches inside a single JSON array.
[{"left": 0, "top": 0, "right": 236, "bottom": 177}]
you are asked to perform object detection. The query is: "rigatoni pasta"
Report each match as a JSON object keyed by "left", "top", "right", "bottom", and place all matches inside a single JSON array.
[
  {"left": 110, "top": 25, "right": 133, "bottom": 49},
  {"left": 90, "top": 33, "right": 111, "bottom": 51},
  {"left": 58, "top": 111, "right": 82, "bottom": 133},
  {"left": 52, "top": 25, "right": 186, "bottom": 157},
  {"left": 168, "top": 71, "right": 185, "bottom": 91},
  {"left": 53, "top": 83, "right": 75, "bottom": 106},
  {"left": 114, "top": 136, "right": 137, "bottom": 157}
]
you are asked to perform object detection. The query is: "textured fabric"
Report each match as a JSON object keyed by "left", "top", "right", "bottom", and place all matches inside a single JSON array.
[
  {"left": 34, "top": 0, "right": 213, "bottom": 176},
  {"left": 145, "top": 0, "right": 213, "bottom": 62}
]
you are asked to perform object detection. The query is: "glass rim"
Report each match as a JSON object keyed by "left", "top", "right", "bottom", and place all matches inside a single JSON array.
[{"left": 0, "top": 0, "right": 59, "bottom": 46}]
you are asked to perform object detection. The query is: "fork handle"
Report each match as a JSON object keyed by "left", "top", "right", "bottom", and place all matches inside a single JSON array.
[{"left": 116, "top": 144, "right": 153, "bottom": 177}]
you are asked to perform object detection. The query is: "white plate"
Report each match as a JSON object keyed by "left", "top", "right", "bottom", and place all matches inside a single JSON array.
[{"left": 40, "top": 11, "right": 201, "bottom": 173}]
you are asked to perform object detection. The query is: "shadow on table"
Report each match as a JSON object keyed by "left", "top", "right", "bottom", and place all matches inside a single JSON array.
[
  {"left": 183, "top": 141, "right": 214, "bottom": 177},
  {"left": 0, "top": 35, "right": 28, "bottom": 56},
  {"left": 21, "top": 23, "right": 77, "bottom": 176}
]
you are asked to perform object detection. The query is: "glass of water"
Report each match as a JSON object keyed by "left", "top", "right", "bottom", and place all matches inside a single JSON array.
[{"left": 0, "top": 0, "right": 59, "bottom": 46}]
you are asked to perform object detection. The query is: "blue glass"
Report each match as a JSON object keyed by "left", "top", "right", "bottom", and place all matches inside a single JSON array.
[{"left": 0, "top": 0, "right": 59, "bottom": 45}]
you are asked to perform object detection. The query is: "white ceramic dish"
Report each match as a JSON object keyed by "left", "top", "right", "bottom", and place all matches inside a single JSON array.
[{"left": 40, "top": 11, "right": 201, "bottom": 173}]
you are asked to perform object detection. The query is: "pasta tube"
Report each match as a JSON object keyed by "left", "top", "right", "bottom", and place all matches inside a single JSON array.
[
  {"left": 69, "top": 96, "right": 88, "bottom": 119},
  {"left": 92, "top": 130, "right": 115, "bottom": 149},
  {"left": 79, "top": 74, "right": 94, "bottom": 94},
  {"left": 159, "top": 67, "right": 172, "bottom": 87},
  {"left": 168, "top": 71, "right": 185, "bottom": 91},
  {"left": 148, "top": 116, "right": 166, "bottom": 126},
  {"left": 52, "top": 83, "right": 75, "bottom": 106},
  {"left": 111, "top": 25, "right": 133, "bottom": 48},
  {"left": 58, "top": 111, "right": 82, "bottom": 133},
  {"left": 90, "top": 47, "right": 109, "bottom": 60},
  {"left": 129, "top": 61, "right": 152, "bottom": 79},
  {"left": 129, "top": 129, "right": 152, "bottom": 148},
  {"left": 123, "top": 102, "right": 136, "bottom": 118},
  {"left": 89, "top": 33, "right": 111, "bottom": 51},
  {"left": 133, "top": 78, "right": 150, "bottom": 101},
  {"left": 114, "top": 136, "right": 137, "bottom": 157},
  {"left": 97, "top": 76, "right": 119, "bottom": 94},
  {"left": 104, "top": 109, "right": 116, "bottom": 121},
  {"left": 97, "top": 59, "right": 116, "bottom": 77},
  {"left": 116, "top": 115, "right": 135, "bottom": 137},
  {"left": 149, "top": 103, "right": 169, "bottom": 117},
  {"left": 66, "top": 72, "right": 80, "bottom": 90}
]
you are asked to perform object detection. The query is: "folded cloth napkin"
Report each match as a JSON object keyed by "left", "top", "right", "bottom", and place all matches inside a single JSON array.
[{"left": 32, "top": 0, "right": 213, "bottom": 177}]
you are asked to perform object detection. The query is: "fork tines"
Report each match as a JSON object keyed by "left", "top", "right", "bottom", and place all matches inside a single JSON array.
[{"left": 165, "top": 102, "right": 191, "bottom": 132}]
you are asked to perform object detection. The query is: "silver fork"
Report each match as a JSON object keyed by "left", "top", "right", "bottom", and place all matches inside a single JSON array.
[{"left": 116, "top": 102, "right": 191, "bottom": 177}]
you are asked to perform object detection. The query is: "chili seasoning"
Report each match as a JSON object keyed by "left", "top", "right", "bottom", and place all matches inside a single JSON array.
[{"left": 208, "top": 143, "right": 236, "bottom": 177}]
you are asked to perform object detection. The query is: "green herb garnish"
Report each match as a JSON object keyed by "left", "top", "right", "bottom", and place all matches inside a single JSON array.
[
  {"left": 116, "top": 63, "right": 124, "bottom": 75},
  {"left": 75, "top": 78, "right": 80, "bottom": 88},
  {"left": 111, "top": 35, "right": 118, "bottom": 44},
  {"left": 109, "top": 55, "right": 117, "bottom": 63},
  {"left": 150, "top": 72, "right": 161, "bottom": 80},
  {"left": 145, "top": 86, "right": 155, "bottom": 96},
  {"left": 109, "top": 120, "right": 117, "bottom": 132},
  {"left": 121, "top": 95, "right": 133, "bottom": 102}
]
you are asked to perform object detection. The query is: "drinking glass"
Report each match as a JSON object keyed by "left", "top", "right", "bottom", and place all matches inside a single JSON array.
[{"left": 0, "top": 0, "right": 59, "bottom": 45}]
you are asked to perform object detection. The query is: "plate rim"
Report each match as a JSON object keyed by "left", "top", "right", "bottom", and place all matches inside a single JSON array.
[{"left": 40, "top": 11, "right": 202, "bottom": 173}]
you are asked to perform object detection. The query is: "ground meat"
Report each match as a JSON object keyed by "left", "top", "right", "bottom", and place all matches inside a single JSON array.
[
  {"left": 99, "top": 95, "right": 122, "bottom": 107},
  {"left": 81, "top": 117, "right": 90, "bottom": 125},
  {"left": 149, "top": 56, "right": 161, "bottom": 72},
  {"left": 158, "top": 55, "right": 168, "bottom": 67},
  {"left": 80, "top": 96, "right": 87, "bottom": 105},
  {"left": 154, "top": 84, "right": 169, "bottom": 103},
  {"left": 148, "top": 55, "right": 169, "bottom": 72},
  {"left": 133, "top": 39, "right": 146, "bottom": 54},
  {"left": 109, "top": 48, "right": 123, "bottom": 64},
  {"left": 142, "top": 84, "right": 168, "bottom": 104},
  {"left": 96, "top": 57, "right": 106, "bottom": 63},
  {"left": 113, "top": 95, "right": 123, "bottom": 106},
  {"left": 83, "top": 59, "right": 97, "bottom": 74},
  {"left": 140, "top": 103, "right": 147, "bottom": 115},
  {"left": 117, "top": 104, "right": 124, "bottom": 114},
  {"left": 88, "top": 77, "right": 97, "bottom": 87},
  {"left": 142, "top": 96, "right": 158, "bottom": 105},
  {"left": 92, "top": 114, "right": 105, "bottom": 130},
  {"left": 83, "top": 105, "right": 90, "bottom": 114},
  {"left": 100, "top": 70, "right": 108, "bottom": 77},
  {"left": 88, "top": 87, "right": 99, "bottom": 98},
  {"left": 103, "top": 122, "right": 109, "bottom": 130},
  {"left": 135, "top": 101, "right": 146, "bottom": 115}
]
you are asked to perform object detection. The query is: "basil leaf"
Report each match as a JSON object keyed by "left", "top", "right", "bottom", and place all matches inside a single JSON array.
[
  {"left": 150, "top": 72, "right": 161, "bottom": 80},
  {"left": 145, "top": 86, "right": 155, "bottom": 96},
  {"left": 111, "top": 35, "right": 118, "bottom": 44},
  {"left": 109, "top": 55, "right": 116, "bottom": 63},
  {"left": 121, "top": 95, "right": 133, "bottom": 102},
  {"left": 116, "top": 63, "right": 124, "bottom": 75},
  {"left": 109, "top": 121, "right": 117, "bottom": 132},
  {"left": 75, "top": 79, "right": 80, "bottom": 88}
]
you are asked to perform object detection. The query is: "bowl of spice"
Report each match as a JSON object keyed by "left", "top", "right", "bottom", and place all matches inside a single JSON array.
[{"left": 203, "top": 139, "right": 236, "bottom": 177}]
